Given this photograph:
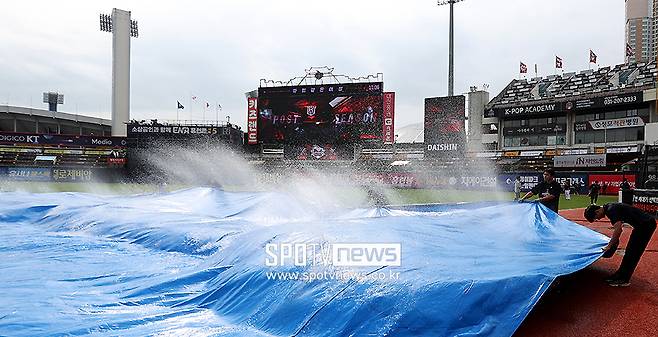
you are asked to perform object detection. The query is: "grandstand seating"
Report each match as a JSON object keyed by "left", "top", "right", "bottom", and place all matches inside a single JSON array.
[
  {"left": 0, "top": 145, "right": 126, "bottom": 168},
  {"left": 489, "top": 61, "right": 657, "bottom": 106}
]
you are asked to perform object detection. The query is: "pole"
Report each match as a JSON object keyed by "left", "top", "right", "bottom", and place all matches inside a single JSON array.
[
  {"left": 448, "top": 1, "right": 454, "bottom": 96},
  {"left": 604, "top": 121, "right": 607, "bottom": 153}
]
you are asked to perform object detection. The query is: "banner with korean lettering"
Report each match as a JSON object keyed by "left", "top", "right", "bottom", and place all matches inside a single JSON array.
[
  {"left": 565, "top": 92, "right": 643, "bottom": 111},
  {"left": 383, "top": 92, "right": 395, "bottom": 144},
  {"left": 52, "top": 168, "right": 93, "bottom": 182},
  {"left": 553, "top": 154, "right": 606, "bottom": 168},
  {"left": 555, "top": 172, "right": 589, "bottom": 195},
  {"left": 2, "top": 167, "right": 51, "bottom": 181},
  {"left": 632, "top": 189, "right": 658, "bottom": 214},
  {"left": 588, "top": 117, "right": 644, "bottom": 130},
  {"left": 498, "top": 173, "right": 543, "bottom": 192},
  {"left": 247, "top": 97, "right": 258, "bottom": 145},
  {"left": 0, "top": 131, "right": 126, "bottom": 147}
]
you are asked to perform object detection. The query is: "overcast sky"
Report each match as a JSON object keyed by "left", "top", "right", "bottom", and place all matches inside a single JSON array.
[{"left": 0, "top": 0, "right": 625, "bottom": 130}]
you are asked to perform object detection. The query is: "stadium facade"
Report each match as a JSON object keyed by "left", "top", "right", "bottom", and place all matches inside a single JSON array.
[
  {"left": 0, "top": 105, "right": 125, "bottom": 182},
  {"left": 478, "top": 61, "right": 658, "bottom": 172}
]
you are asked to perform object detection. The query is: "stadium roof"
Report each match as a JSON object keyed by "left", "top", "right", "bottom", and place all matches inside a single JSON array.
[
  {"left": 487, "top": 61, "right": 657, "bottom": 109},
  {"left": 395, "top": 122, "right": 423, "bottom": 143},
  {"left": 0, "top": 105, "right": 111, "bottom": 126}
]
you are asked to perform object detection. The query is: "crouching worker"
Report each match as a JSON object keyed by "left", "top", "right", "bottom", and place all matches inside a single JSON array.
[{"left": 584, "top": 203, "right": 657, "bottom": 287}]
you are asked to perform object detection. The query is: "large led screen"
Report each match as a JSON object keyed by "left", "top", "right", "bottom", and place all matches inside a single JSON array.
[{"left": 257, "top": 82, "right": 383, "bottom": 144}]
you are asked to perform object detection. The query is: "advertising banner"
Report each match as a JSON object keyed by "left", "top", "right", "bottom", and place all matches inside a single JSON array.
[
  {"left": 0, "top": 132, "right": 126, "bottom": 147},
  {"left": 554, "top": 154, "right": 606, "bottom": 168},
  {"left": 247, "top": 97, "right": 258, "bottom": 145},
  {"left": 52, "top": 168, "right": 93, "bottom": 182},
  {"left": 385, "top": 172, "right": 418, "bottom": 188},
  {"left": 4, "top": 167, "right": 51, "bottom": 181},
  {"left": 493, "top": 102, "right": 563, "bottom": 117},
  {"left": 632, "top": 189, "right": 658, "bottom": 214},
  {"left": 566, "top": 92, "right": 643, "bottom": 111},
  {"left": 107, "top": 157, "right": 127, "bottom": 165},
  {"left": 383, "top": 92, "right": 395, "bottom": 144},
  {"left": 358, "top": 172, "right": 419, "bottom": 189},
  {"left": 589, "top": 116, "right": 644, "bottom": 130},
  {"left": 424, "top": 95, "right": 466, "bottom": 158},
  {"left": 420, "top": 173, "right": 498, "bottom": 190},
  {"left": 588, "top": 174, "right": 636, "bottom": 195},
  {"left": 554, "top": 172, "right": 589, "bottom": 194},
  {"left": 498, "top": 173, "right": 543, "bottom": 192},
  {"left": 284, "top": 144, "right": 354, "bottom": 161},
  {"left": 127, "top": 125, "right": 220, "bottom": 136},
  {"left": 575, "top": 117, "right": 645, "bottom": 131},
  {"left": 504, "top": 124, "right": 565, "bottom": 136}
]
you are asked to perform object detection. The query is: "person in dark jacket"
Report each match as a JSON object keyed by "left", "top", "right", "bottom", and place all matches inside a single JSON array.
[
  {"left": 519, "top": 168, "right": 561, "bottom": 213},
  {"left": 620, "top": 178, "right": 631, "bottom": 191},
  {"left": 589, "top": 181, "right": 601, "bottom": 204},
  {"left": 585, "top": 203, "right": 657, "bottom": 287}
]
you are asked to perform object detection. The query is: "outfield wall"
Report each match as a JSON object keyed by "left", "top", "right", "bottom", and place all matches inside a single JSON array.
[
  {"left": 0, "top": 167, "right": 125, "bottom": 183},
  {"left": 361, "top": 171, "right": 636, "bottom": 194}
]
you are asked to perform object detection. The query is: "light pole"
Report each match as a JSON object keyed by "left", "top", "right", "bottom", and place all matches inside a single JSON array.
[
  {"left": 100, "top": 9, "right": 138, "bottom": 136},
  {"left": 438, "top": 0, "right": 464, "bottom": 97}
]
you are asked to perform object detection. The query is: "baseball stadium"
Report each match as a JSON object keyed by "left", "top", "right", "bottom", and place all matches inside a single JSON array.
[{"left": 1, "top": 3, "right": 658, "bottom": 337}]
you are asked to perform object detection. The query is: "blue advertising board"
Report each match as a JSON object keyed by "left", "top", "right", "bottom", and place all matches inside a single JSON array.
[
  {"left": 498, "top": 173, "right": 543, "bottom": 192},
  {"left": 3, "top": 167, "right": 51, "bottom": 181}
]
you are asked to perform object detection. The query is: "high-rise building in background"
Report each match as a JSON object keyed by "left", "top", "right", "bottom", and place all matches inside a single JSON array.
[{"left": 625, "top": 0, "right": 657, "bottom": 63}]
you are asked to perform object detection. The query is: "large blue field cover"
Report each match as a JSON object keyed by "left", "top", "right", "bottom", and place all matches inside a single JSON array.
[{"left": 0, "top": 188, "right": 607, "bottom": 336}]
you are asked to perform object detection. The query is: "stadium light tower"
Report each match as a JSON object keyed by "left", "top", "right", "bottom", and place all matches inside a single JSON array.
[
  {"left": 100, "top": 9, "right": 139, "bottom": 136},
  {"left": 438, "top": 0, "right": 464, "bottom": 97}
]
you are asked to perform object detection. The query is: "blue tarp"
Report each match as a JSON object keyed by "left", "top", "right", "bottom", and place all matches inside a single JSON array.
[{"left": 0, "top": 188, "right": 608, "bottom": 336}]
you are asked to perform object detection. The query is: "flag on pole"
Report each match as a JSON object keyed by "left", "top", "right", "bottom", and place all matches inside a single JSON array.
[
  {"left": 626, "top": 43, "right": 634, "bottom": 58},
  {"left": 555, "top": 56, "right": 563, "bottom": 69},
  {"left": 520, "top": 62, "right": 528, "bottom": 74},
  {"left": 177, "top": 101, "right": 184, "bottom": 109},
  {"left": 589, "top": 50, "right": 597, "bottom": 64}
]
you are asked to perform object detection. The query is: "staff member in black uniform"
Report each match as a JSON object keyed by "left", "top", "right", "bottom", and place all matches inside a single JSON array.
[
  {"left": 585, "top": 203, "right": 657, "bottom": 287},
  {"left": 519, "top": 168, "right": 562, "bottom": 213}
]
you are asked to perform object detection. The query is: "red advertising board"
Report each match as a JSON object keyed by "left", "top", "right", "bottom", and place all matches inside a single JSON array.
[
  {"left": 247, "top": 98, "right": 258, "bottom": 144},
  {"left": 383, "top": 92, "right": 395, "bottom": 144},
  {"left": 107, "top": 157, "right": 126, "bottom": 165},
  {"left": 588, "top": 174, "right": 636, "bottom": 195}
]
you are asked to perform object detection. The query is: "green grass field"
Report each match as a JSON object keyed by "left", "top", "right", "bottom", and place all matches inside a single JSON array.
[
  {"left": 0, "top": 181, "right": 616, "bottom": 210},
  {"left": 388, "top": 189, "right": 616, "bottom": 210}
]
